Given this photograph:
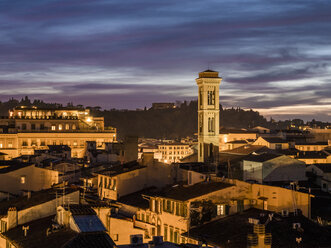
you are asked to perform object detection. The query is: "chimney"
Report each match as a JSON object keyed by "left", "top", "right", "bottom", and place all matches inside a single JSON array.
[
  {"left": 153, "top": 236, "right": 163, "bottom": 245},
  {"left": 7, "top": 207, "right": 18, "bottom": 229},
  {"left": 141, "top": 152, "right": 154, "bottom": 166}
]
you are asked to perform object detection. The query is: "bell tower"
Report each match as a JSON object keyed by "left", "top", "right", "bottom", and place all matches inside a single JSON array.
[{"left": 196, "top": 70, "right": 222, "bottom": 163}]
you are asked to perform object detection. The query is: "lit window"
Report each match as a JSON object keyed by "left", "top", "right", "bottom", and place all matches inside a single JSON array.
[
  {"left": 21, "top": 176, "right": 26, "bottom": 184},
  {"left": 8, "top": 142, "right": 13, "bottom": 148},
  {"left": 0, "top": 143, "right": 2, "bottom": 148},
  {"left": 65, "top": 124, "right": 70, "bottom": 130},
  {"left": 51, "top": 125, "right": 56, "bottom": 131},
  {"left": 217, "top": 205, "right": 224, "bottom": 215},
  {"left": 58, "top": 124, "right": 63, "bottom": 130},
  {"left": 72, "top": 124, "right": 76, "bottom": 130}
]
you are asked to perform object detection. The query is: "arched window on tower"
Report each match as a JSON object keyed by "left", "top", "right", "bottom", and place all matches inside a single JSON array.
[{"left": 207, "top": 90, "right": 215, "bottom": 105}]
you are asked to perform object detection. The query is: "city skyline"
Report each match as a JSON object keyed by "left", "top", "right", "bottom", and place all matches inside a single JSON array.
[{"left": 1, "top": 0, "right": 331, "bottom": 121}]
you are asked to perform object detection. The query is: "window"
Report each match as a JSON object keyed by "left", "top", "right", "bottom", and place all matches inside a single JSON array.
[
  {"left": 22, "top": 124, "right": 27, "bottom": 130},
  {"left": 217, "top": 204, "right": 225, "bottom": 215},
  {"left": 99, "top": 177, "right": 103, "bottom": 188},
  {"left": 51, "top": 125, "right": 56, "bottom": 131},
  {"left": 199, "top": 114, "right": 203, "bottom": 133},
  {"left": 20, "top": 176, "right": 26, "bottom": 184},
  {"left": 150, "top": 199, "right": 155, "bottom": 212},
  {"left": 207, "top": 90, "right": 215, "bottom": 105},
  {"left": 170, "top": 227, "right": 174, "bottom": 242},
  {"left": 174, "top": 229, "right": 179, "bottom": 244},
  {"left": 164, "top": 225, "right": 168, "bottom": 241},
  {"left": 40, "top": 140, "right": 45, "bottom": 146},
  {"left": 275, "top": 144, "right": 282, "bottom": 150},
  {"left": 0, "top": 143, "right": 2, "bottom": 148},
  {"left": 31, "top": 124, "right": 35, "bottom": 130},
  {"left": 31, "top": 140, "right": 37, "bottom": 146},
  {"left": 8, "top": 142, "right": 13, "bottom": 148},
  {"left": 58, "top": 124, "right": 63, "bottom": 130},
  {"left": 22, "top": 140, "right": 28, "bottom": 146},
  {"left": 72, "top": 124, "right": 76, "bottom": 130},
  {"left": 0, "top": 220, "right": 7, "bottom": 232},
  {"left": 111, "top": 234, "right": 119, "bottom": 241},
  {"left": 113, "top": 178, "right": 117, "bottom": 190},
  {"left": 65, "top": 124, "right": 70, "bottom": 130},
  {"left": 40, "top": 124, "right": 45, "bottom": 130},
  {"left": 175, "top": 202, "right": 180, "bottom": 216}
]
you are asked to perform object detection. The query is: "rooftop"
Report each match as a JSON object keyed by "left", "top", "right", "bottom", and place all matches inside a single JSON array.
[
  {"left": 0, "top": 187, "right": 78, "bottom": 216},
  {"left": 227, "top": 140, "right": 248, "bottom": 144},
  {"left": 295, "top": 142, "right": 328, "bottom": 146},
  {"left": 72, "top": 215, "right": 106, "bottom": 232},
  {"left": 261, "top": 137, "right": 288, "bottom": 144},
  {"left": 314, "top": 164, "right": 331, "bottom": 173},
  {"left": 0, "top": 161, "right": 33, "bottom": 174},
  {"left": 2, "top": 215, "right": 77, "bottom": 248},
  {"left": 118, "top": 187, "right": 157, "bottom": 209},
  {"left": 63, "top": 204, "right": 97, "bottom": 215},
  {"left": 183, "top": 208, "right": 331, "bottom": 248},
  {"left": 178, "top": 163, "right": 216, "bottom": 174},
  {"left": 144, "top": 181, "right": 233, "bottom": 201},
  {"left": 219, "top": 128, "right": 255, "bottom": 134},
  {"left": 243, "top": 153, "right": 282, "bottom": 163},
  {"left": 63, "top": 232, "right": 116, "bottom": 248},
  {"left": 220, "top": 145, "right": 269, "bottom": 156},
  {"left": 296, "top": 151, "right": 329, "bottom": 159},
  {"left": 96, "top": 161, "right": 146, "bottom": 177},
  {"left": 48, "top": 145, "right": 71, "bottom": 152}
]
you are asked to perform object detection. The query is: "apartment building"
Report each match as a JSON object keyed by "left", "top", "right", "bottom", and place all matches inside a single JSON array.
[
  {"left": 157, "top": 143, "right": 192, "bottom": 164},
  {"left": 0, "top": 106, "right": 116, "bottom": 159}
]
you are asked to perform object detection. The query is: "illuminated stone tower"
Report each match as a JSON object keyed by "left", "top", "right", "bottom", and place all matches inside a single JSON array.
[{"left": 196, "top": 70, "right": 222, "bottom": 162}]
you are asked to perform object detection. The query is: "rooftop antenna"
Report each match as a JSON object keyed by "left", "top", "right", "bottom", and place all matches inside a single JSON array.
[
  {"left": 22, "top": 226, "right": 29, "bottom": 237},
  {"left": 227, "top": 159, "right": 233, "bottom": 182}
]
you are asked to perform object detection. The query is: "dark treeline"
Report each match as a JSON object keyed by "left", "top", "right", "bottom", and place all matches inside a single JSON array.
[
  {"left": 0, "top": 97, "right": 329, "bottom": 139},
  {"left": 97, "top": 101, "right": 268, "bottom": 139}
]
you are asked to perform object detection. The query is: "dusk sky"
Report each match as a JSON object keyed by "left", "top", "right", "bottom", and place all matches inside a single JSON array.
[{"left": 0, "top": 0, "right": 331, "bottom": 121}]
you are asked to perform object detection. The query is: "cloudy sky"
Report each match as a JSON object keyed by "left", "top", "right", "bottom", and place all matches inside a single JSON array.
[{"left": 0, "top": 0, "right": 330, "bottom": 121}]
